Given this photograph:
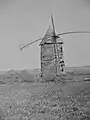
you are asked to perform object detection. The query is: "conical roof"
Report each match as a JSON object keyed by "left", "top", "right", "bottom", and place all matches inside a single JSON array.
[{"left": 39, "top": 25, "right": 54, "bottom": 45}]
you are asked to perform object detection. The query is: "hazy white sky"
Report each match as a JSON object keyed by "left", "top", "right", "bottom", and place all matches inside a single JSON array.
[{"left": 0, "top": 0, "right": 90, "bottom": 70}]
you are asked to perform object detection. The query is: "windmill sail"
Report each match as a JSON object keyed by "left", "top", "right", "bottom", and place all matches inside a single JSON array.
[{"left": 20, "top": 14, "right": 90, "bottom": 79}]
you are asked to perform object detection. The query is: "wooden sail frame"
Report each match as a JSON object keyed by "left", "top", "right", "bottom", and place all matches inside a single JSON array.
[{"left": 20, "top": 15, "right": 90, "bottom": 79}]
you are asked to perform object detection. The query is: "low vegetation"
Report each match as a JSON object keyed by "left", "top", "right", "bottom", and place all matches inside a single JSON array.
[
  {"left": 0, "top": 67, "right": 90, "bottom": 119},
  {"left": 0, "top": 82, "right": 89, "bottom": 120}
]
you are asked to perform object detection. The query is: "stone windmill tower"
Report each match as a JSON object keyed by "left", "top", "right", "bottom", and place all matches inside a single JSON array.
[{"left": 39, "top": 25, "right": 65, "bottom": 78}]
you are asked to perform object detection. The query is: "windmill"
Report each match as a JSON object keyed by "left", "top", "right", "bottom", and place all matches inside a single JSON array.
[{"left": 20, "top": 15, "right": 90, "bottom": 79}]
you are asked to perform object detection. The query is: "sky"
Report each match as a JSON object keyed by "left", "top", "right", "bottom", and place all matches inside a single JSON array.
[{"left": 0, "top": 0, "right": 90, "bottom": 70}]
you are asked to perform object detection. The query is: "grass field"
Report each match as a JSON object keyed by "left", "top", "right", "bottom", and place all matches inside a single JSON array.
[{"left": 0, "top": 66, "right": 90, "bottom": 119}]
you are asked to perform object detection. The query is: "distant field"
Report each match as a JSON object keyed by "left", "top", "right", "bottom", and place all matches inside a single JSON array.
[{"left": 0, "top": 66, "right": 90, "bottom": 98}]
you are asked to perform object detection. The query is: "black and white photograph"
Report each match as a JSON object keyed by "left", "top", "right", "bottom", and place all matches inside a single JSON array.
[{"left": 0, "top": 0, "right": 90, "bottom": 119}]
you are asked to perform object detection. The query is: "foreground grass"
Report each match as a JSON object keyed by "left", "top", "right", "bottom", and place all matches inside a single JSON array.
[{"left": 0, "top": 79, "right": 89, "bottom": 120}]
